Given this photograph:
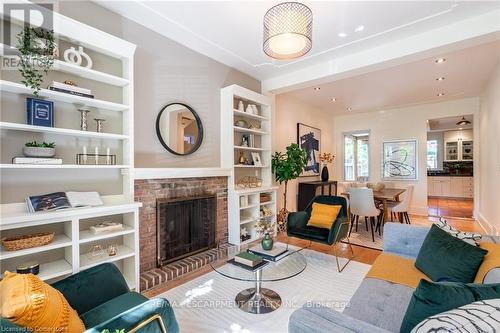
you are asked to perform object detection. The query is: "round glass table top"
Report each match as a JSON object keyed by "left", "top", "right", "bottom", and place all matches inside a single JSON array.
[{"left": 210, "top": 245, "right": 307, "bottom": 282}]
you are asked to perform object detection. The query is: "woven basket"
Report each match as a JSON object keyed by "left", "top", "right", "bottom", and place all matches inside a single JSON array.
[{"left": 2, "top": 232, "right": 55, "bottom": 251}]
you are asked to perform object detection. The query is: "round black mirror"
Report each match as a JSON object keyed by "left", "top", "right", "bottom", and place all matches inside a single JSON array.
[{"left": 156, "top": 103, "right": 203, "bottom": 156}]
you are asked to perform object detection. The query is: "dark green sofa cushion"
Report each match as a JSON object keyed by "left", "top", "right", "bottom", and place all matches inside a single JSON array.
[
  {"left": 81, "top": 291, "right": 148, "bottom": 328},
  {"left": 400, "top": 279, "right": 500, "bottom": 333},
  {"left": 52, "top": 263, "right": 129, "bottom": 315},
  {"left": 415, "top": 224, "right": 487, "bottom": 283}
]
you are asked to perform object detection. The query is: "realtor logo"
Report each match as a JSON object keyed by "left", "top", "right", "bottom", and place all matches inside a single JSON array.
[{"left": 1, "top": 1, "right": 55, "bottom": 69}]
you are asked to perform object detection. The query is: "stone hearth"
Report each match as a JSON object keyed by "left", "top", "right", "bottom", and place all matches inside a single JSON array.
[{"left": 134, "top": 176, "right": 228, "bottom": 292}]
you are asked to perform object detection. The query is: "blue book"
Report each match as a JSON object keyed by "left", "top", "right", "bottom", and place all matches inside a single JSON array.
[{"left": 27, "top": 98, "right": 54, "bottom": 127}]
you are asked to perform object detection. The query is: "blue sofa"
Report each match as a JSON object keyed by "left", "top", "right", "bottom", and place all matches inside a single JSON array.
[{"left": 288, "top": 223, "right": 500, "bottom": 333}]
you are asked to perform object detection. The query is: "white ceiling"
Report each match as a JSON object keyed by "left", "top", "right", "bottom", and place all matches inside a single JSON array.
[
  {"left": 281, "top": 41, "right": 500, "bottom": 114},
  {"left": 428, "top": 116, "right": 473, "bottom": 131},
  {"left": 96, "top": 1, "right": 500, "bottom": 81}
]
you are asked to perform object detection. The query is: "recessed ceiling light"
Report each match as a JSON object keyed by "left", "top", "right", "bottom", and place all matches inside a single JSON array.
[
  {"left": 330, "top": 98, "right": 336, "bottom": 102},
  {"left": 347, "top": 107, "right": 352, "bottom": 111},
  {"left": 437, "top": 93, "right": 445, "bottom": 97},
  {"left": 435, "top": 58, "right": 446, "bottom": 64},
  {"left": 313, "top": 87, "right": 321, "bottom": 91},
  {"left": 436, "top": 77, "right": 445, "bottom": 81},
  {"left": 338, "top": 32, "right": 347, "bottom": 38},
  {"left": 354, "top": 25, "right": 364, "bottom": 32}
]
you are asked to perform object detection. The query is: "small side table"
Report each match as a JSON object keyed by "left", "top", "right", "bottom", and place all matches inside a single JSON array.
[{"left": 297, "top": 180, "right": 338, "bottom": 211}]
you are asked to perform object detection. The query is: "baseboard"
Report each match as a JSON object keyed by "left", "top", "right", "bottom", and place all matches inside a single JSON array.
[{"left": 478, "top": 213, "right": 497, "bottom": 235}]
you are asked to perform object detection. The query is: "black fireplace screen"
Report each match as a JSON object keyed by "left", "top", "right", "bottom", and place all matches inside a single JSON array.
[{"left": 156, "top": 195, "right": 216, "bottom": 267}]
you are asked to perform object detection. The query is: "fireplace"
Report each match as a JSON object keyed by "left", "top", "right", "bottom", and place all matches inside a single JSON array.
[{"left": 156, "top": 195, "right": 217, "bottom": 267}]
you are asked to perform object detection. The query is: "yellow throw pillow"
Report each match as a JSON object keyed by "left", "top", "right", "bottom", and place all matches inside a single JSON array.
[
  {"left": 475, "top": 242, "right": 500, "bottom": 283},
  {"left": 307, "top": 203, "right": 342, "bottom": 229},
  {"left": 0, "top": 271, "right": 85, "bottom": 332}
]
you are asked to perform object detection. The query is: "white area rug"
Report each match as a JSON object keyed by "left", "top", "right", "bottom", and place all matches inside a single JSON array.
[{"left": 159, "top": 248, "right": 370, "bottom": 333}]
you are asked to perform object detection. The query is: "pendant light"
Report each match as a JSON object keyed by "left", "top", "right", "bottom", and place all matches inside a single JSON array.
[
  {"left": 456, "top": 117, "right": 471, "bottom": 126},
  {"left": 263, "top": 2, "right": 313, "bottom": 60}
]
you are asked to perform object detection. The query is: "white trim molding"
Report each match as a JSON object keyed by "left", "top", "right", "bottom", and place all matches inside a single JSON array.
[
  {"left": 133, "top": 168, "right": 232, "bottom": 180},
  {"left": 478, "top": 213, "right": 498, "bottom": 236}
]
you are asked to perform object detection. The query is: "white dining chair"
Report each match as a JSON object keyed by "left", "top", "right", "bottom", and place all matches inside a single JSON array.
[
  {"left": 348, "top": 188, "right": 384, "bottom": 242},
  {"left": 389, "top": 185, "right": 414, "bottom": 224}
]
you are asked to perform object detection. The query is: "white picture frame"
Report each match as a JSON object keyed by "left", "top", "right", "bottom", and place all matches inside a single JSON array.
[
  {"left": 382, "top": 139, "right": 418, "bottom": 180},
  {"left": 251, "top": 152, "right": 262, "bottom": 166}
]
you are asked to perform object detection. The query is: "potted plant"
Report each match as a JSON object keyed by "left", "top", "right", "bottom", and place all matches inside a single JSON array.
[
  {"left": 23, "top": 141, "right": 56, "bottom": 158},
  {"left": 271, "top": 143, "right": 307, "bottom": 232},
  {"left": 319, "top": 152, "right": 335, "bottom": 182},
  {"left": 16, "top": 26, "right": 56, "bottom": 96}
]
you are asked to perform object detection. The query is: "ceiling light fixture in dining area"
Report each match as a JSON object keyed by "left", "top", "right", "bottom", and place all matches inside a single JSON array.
[{"left": 263, "top": 2, "right": 313, "bottom": 60}]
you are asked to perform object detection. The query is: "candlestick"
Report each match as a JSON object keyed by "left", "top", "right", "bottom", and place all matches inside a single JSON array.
[
  {"left": 94, "top": 146, "right": 99, "bottom": 164},
  {"left": 82, "top": 145, "right": 87, "bottom": 162},
  {"left": 106, "top": 147, "right": 110, "bottom": 165}
]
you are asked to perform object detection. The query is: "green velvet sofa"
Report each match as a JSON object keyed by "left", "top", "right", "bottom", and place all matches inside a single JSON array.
[{"left": 0, "top": 263, "right": 179, "bottom": 333}]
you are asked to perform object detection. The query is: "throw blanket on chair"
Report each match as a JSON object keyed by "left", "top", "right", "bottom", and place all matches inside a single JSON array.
[{"left": 366, "top": 253, "right": 430, "bottom": 288}]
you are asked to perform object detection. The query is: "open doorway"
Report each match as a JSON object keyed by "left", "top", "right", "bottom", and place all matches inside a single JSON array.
[{"left": 426, "top": 115, "right": 474, "bottom": 219}]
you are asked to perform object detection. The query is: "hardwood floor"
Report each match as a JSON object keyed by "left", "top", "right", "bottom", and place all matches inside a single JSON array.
[
  {"left": 428, "top": 197, "right": 473, "bottom": 218},
  {"left": 145, "top": 214, "right": 483, "bottom": 296}
]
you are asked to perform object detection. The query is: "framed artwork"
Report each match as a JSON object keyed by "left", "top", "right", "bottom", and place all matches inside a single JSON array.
[
  {"left": 382, "top": 139, "right": 418, "bottom": 180},
  {"left": 251, "top": 152, "right": 262, "bottom": 166},
  {"left": 297, "top": 123, "right": 320, "bottom": 176}
]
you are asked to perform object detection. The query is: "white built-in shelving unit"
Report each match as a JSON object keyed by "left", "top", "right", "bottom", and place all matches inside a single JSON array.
[
  {"left": 221, "top": 85, "right": 277, "bottom": 246},
  {"left": 0, "top": 3, "right": 140, "bottom": 289}
]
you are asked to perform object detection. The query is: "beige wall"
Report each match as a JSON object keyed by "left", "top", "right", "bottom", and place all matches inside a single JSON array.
[
  {"left": 479, "top": 64, "right": 500, "bottom": 234},
  {"left": 59, "top": 1, "right": 260, "bottom": 168},
  {"left": 273, "top": 94, "right": 335, "bottom": 212},
  {"left": 332, "top": 98, "right": 480, "bottom": 215}
]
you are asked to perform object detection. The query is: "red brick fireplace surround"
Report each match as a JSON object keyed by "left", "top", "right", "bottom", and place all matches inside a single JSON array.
[{"left": 134, "top": 175, "right": 229, "bottom": 292}]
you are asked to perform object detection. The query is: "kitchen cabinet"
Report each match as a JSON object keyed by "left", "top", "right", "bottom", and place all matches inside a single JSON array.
[
  {"left": 428, "top": 176, "right": 473, "bottom": 198},
  {"left": 444, "top": 130, "right": 473, "bottom": 161}
]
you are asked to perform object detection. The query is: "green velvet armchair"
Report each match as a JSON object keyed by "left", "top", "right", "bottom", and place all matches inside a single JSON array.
[
  {"left": 287, "top": 195, "right": 354, "bottom": 272},
  {"left": 0, "top": 263, "right": 179, "bottom": 333}
]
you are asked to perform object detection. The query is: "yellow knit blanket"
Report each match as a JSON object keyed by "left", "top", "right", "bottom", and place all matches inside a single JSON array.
[{"left": 366, "top": 253, "right": 430, "bottom": 288}]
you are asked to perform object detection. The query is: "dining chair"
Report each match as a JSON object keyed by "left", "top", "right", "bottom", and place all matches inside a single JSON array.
[
  {"left": 389, "top": 185, "right": 414, "bottom": 224},
  {"left": 348, "top": 188, "right": 384, "bottom": 242}
]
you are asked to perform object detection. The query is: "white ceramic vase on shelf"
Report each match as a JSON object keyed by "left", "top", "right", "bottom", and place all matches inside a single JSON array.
[
  {"left": 246, "top": 104, "right": 253, "bottom": 113},
  {"left": 251, "top": 105, "right": 259, "bottom": 115},
  {"left": 238, "top": 101, "right": 245, "bottom": 112}
]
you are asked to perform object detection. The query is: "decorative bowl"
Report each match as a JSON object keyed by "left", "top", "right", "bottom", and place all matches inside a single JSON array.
[{"left": 23, "top": 147, "right": 55, "bottom": 158}]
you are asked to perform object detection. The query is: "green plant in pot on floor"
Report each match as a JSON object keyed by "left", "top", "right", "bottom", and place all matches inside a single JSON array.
[{"left": 271, "top": 143, "right": 307, "bottom": 233}]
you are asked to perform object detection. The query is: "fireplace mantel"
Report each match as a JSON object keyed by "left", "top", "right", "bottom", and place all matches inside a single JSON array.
[{"left": 133, "top": 168, "right": 231, "bottom": 180}]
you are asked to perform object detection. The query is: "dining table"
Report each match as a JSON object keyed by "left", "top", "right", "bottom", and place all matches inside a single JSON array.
[{"left": 342, "top": 188, "right": 406, "bottom": 221}]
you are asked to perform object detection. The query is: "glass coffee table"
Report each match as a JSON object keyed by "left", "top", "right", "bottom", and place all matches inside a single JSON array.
[{"left": 211, "top": 245, "right": 307, "bottom": 314}]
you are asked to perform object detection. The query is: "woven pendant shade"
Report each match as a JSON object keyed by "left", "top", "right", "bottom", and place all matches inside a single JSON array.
[{"left": 263, "top": 2, "right": 313, "bottom": 60}]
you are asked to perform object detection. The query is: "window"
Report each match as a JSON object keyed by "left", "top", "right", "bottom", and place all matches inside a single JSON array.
[
  {"left": 427, "top": 140, "right": 438, "bottom": 169},
  {"left": 344, "top": 132, "right": 370, "bottom": 181}
]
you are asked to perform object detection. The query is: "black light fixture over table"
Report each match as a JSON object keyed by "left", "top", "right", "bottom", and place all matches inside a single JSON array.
[{"left": 263, "top": 2, "right": 313, "bottom": 60}]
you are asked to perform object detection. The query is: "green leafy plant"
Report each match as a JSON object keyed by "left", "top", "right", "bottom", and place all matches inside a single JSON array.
[
  {"left": 101, "top": 330, "right": 124, "bottom": 333},
  {"left": 25, "top": 141, "right": 55, "bottom": 148},
  {"left": 16, "top": 26, "right": 55, "bottom": 96},
  {"left": 271, "top": 143, "right": 307, "bottom": 230}
]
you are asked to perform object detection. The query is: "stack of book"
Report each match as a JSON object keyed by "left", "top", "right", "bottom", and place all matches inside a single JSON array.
[
  {"left": 12, "top": 157, "right": 62, "bottom": 165},
  {"left": 249, "top": 244, "right": 288, "bottom": 262},
  {"left": 230, "top": 251, "right": 268, "bottom": 271},
  {"left": 48, "top": 81, "right": 94, "bottom": 99}
]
